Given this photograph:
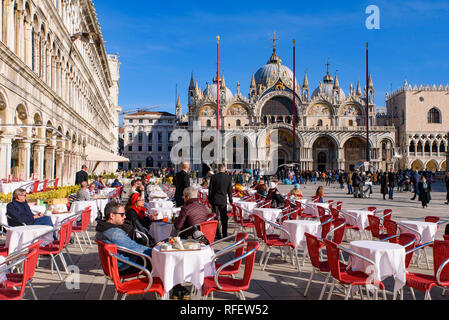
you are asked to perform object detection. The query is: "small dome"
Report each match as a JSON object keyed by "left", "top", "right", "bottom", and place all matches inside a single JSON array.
[
  {"left": 203, "top": 77, "right": 234, "bottom": 102},
  {"left": 311, "top": 82, "right": 346, "bottom": 100}
]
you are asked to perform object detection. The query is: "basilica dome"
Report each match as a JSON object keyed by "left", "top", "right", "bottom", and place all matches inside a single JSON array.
[
  {"left": 311, "top": 72, "right": 346, "bottom": 100},
  {"left": 203, "top": 76, "right": 234, "bottom": 102},
  {"left": 254, "top": 49, "right": 298, "bottom": 89}
]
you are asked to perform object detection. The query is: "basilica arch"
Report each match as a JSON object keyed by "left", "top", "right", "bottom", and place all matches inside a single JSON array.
[
  {"left": 343, "top": 137, "right": 367, "bottom": 172},
  {"left": 311, "top": 135, "right": 338, "bottom": 171},
  {"left": 255, "top": 90, "right": 302, "bottom": 121}
]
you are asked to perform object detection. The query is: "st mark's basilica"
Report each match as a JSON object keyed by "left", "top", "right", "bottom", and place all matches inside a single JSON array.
[{"left": 176, "top": 43, "right": 395, "bottom": 175}]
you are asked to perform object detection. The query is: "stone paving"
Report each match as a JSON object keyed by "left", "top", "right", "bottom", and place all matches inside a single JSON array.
[{"left": 9, "top": 181, "right": 449, "bottom": 301}]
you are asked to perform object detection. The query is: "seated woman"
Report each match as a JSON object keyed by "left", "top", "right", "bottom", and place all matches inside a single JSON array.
[
  {"left": 125, "top": 193, "right": 154, "bottom": 232},
  {"left": 266, "top": 181, "right": 285, "bottom": 208},
  {"left": 315, "top": 186, "right": 325, "bottom": 203},
  {"left": 6, "top": 188, "right": 54, "bottom": 228},
  {"left": 289, "top": 184, "right": 303, "bottom": 199},
  {"left": 257, "top": 184, "right": 268, "bottom": 198},
  {"left": 234, "top": 183, "right": 244, "bottom": 197},
  {"left": 200, "top": 178, "right": 209, "bottom": 188}
]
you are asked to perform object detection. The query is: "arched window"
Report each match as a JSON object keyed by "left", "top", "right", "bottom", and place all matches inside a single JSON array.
[
  {"left": 317, "top": 119, "right": 323, "bottom": 127},
  {"left": 424, "top": 141, "right": 430, "bottom": 153},
  {"left": 409, "top": 141, "right": 416, "bottom": 153},
  {"left": 432, "top": 141, "right": 438, "bottom": 153},
  {"left": 440, "top": 142, "right": 446, "bottom": 153},
  {"left": 236, "top": 119, "right": 241, "bottom": 127},
  {"left": 428, "top": 108, "right": 441, "bottom": 123},
  {"left": 348, "top": 120, "right": 353, "bottom": 126},
  {"left": 206, "top": 119, "right": 211, "bottom": 127}
]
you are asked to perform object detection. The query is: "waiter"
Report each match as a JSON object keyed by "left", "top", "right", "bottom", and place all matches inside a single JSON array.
[
  {"left": 75, "top": 165, "right": 89, "bottom": 186},
  {"left": 174, "top": 162, "right": 191, "bottom": 207},
  {"left": 208, "top": 164, "right": 233, "bottom": 239}
]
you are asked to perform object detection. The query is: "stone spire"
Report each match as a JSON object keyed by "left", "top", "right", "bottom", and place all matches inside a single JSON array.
[
  {"left": 368, "top": 73, "right": 374, "bottom": 90},
  {"left": 333, "top": 72, "right": 340, "bottom": 89},
  {"left": 356, "top": 80, "right": 362, "bottom": 96},
  {"left": 221, "top": 74, "right": 226, "bottom": 89},
  {"left": 250, "top": 73, "right": 256, "bottom": 89},
  {"left": 176, "top": 96, "right": 182, "bottom": 120},
  {"left": 302, "top": 72, "right": 309, "bottom": 89},
  {"left": 323, "top": 60, "right": 333, "bottom": 84},
  {"left": 189, "top": 72, "right": 195, "bottom": 90}
]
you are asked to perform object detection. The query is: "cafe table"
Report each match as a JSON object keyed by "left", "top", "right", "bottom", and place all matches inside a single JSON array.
[
  {"left": 70, "top": 200, "right": 98, "bottom": 223},
  {"left": 151, "top": 244, "right": 216, "bottom": 300},
  {"left": 235, "top": 201, "right": 259, "bottom": 219},
  {"left": 398, "top": 220, "right": 438, "bottom": 244},
  {"left": 303, "top": 202, "right": 330, "bottom": 218},
  {"left": 280, "top": 220, "right": 321, "bottom": 249},
  {"left": 5, "top": 225, "right": 54, "bottom": 254},
  {"left": 148, "top": 200, "right": 174, "bottom": 209},
  {"left": 349, "top": 240, "right": 406, "bottom": 296}
]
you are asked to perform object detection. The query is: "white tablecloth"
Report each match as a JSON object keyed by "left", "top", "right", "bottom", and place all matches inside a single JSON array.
[
  {"left": 5, "top": 225, "right": 54, "bottom": 254},
  {"left": 342, "top": 210, "right": 375, "bottom": 231},
  {"left": 235, "top": 201, "right": 259, "bottom": 219},
  {"left": 95, "top": 198, "right": 110, "bottom": 215},
  {"left": 304, "top": 202, "right": 330, "bottom": 217},
  {"left": 44, "top": 212, "right": 78, "bottom": 226},
  {"left": 149, "top": 222, "right": 175, "bottom": 243},
  {"left": 398, "top": 221, "right": 438, "bottom": 244},
  {"left": 49, "top": 204, "right": 69, "bottom": 212},
  {"left": 149, "top": 208, "right": 181, "bottom": 221},
  {"left": 253, "top": 208, "right": 283, "bottom": 232},
  {"left": 99, "top": 188, "right": 116, "bottom": 197},
  {"left": 70, "top": 201, "right": 98, "bottom": 223},
  {"left": 152, "top": 244, "right": 216, "bottom": 299},
  {"left": 349, "top": 240, "right": 406, "bottom": 294},
  {"left": 280, "top": 220, "right": 321, "bottom": 249},
  {"left": 148, "top": 200, "right": 174, "bottom": 209},
  {"left": 0, "top": 181, "right": 35, "bottom": 194}
]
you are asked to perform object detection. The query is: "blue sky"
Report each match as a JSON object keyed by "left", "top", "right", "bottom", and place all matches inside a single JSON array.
[{"left": 93, "top": 0, "right": 449, "bottom": 118}]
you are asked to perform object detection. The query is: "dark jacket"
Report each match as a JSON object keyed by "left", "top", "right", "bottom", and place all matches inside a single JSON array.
[
  {"left": 174, "top": 170, "right": 190, "bottom": 207},
  {"left": 267, "top": 188, "right": 285, "bottom": 208},
  {"left": 174, "top": 199, "right": 209, "bottom": 239},
  {"left": 208, "top": 172, "right": 233, "bottom": 206},
  {"left": 418, "top": 181, "right": 431, "bottom": 204},
  {"left": 75, "top": 170, "right": 89, "bottom": 186},
  {"left": 6, "top": 200, "right": 35, "bottom": 226},
  {"left": 125, "top": 208, "right": 155, "bottom": 246},
  {"left": 380, "top": 174, "right": 388, "bottom": 195},
  {"left": 445, "top": 176, "right": 449, "bottom": 191},
  {"left": 352, "top": 173, "right": 361, "bottom": 188},
  {"left": 387, "top": 172, "right": 396, "bottom": 187}
]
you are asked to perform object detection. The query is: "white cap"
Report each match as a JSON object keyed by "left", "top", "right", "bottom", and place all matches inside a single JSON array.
[{"left": 269, "top": 182, "right": 276, "bottom": 189}]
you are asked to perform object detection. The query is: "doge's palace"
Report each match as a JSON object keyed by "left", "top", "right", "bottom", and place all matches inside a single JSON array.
[{"left": 0, "top": 0, "right": 121, "bottom": 186}]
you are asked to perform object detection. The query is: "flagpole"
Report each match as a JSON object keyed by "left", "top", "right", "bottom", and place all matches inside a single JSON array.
[
  {"left": 217, "top": 36, "right": 220, "bottom": 166},
  {"left": 365, "top": 42, "right": 370, "bottom": 163},
  {"left": 292, "top": 39, "right": 296, "bottom": 164}
]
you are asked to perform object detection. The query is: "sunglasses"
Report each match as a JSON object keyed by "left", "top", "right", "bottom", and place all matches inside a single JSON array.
[{"left": 113, "top": 211, "right": 126, "bottom": 217}]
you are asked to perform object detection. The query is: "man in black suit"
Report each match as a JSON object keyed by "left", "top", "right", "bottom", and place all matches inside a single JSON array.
[
  {"left": 75, "top": 165, "right": 89, "bottom": 186},
  {"left": 208, "top": 164, "right": 233, "bottom": 239},
  {"left": 174, "top": 162, "right": 191, "bottom": 207}
]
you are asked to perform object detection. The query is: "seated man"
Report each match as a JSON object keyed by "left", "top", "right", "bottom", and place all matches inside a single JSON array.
[
  {"left": 7, "top": 188, "right": 54, "bottom": 228},
  {"left": 95, "top": 201, "right": 161, "bottom": 275},
  {"left": 266, "top": 181, "right": 285, "bottom": 208},
  {"left": 76, "top": 181, "right": 92, "bottom": 201},
  {"left": 94, "top": 176, "right": 106, "bottom": 190},
  {"left": 173, "top": 187, "right": 209, "bottom": 239}
]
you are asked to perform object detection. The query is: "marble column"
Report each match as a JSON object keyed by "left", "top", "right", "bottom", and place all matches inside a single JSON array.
[
  {"left": 17, "top": 140, "right": 32, "bottom": 181},
  {"left": 55, "top": 149, "right": 65, "bottom": 183},
  {"left": 32, "top": 142, "right": 46, "bottom": 180},
  {"left": 0, "top": 136, "right": 13, "bottom": 180},
  {"left": 44, "top": 146, "right": 56, "bottom": 180}
]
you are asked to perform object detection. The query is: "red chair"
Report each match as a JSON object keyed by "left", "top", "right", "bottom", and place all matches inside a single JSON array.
[
  {"left": 425, "top": 216, "right": 441, "bottom": 224},
  {"left": 32, "top": 180, "right": 40, "bottom": 194},
  {"left": 2, "top": 240, "right": 42, "bottom": 300},
  {"left": 252, "top": 215, "right": 298, "bottom": 271},
  {"left": 37, "top": 219, "right": 71, "bottom": 281},
  {"left": 330, "top": 218, "right": 347, "bottom": 245},
  {"left": 367, "top": 215, "right": 389, "bottom": 240},
  {"left": 42, "top": 179, "right": 48, "bottom": 192},
  {"left": 200, "top": 220, "right": 218, "bottom": 244},
  {"left": 335, "top": 202, "right": 343, "bottom": 211},
  {"left": 234, "top": 205, "right": 256, "bottom": 236},
  {"left": 444, "top": 235, "right": 449, "bottom": 241},
  {"left": 0, "top": 246, "right": 40, "bottom": 300},
  {"left": 367, "top": 207, "right": 377, "bottom": 214},
  {"left": 382, "top": 209, "right": 393, "bottom": 220},
  {"left": 98, "top": 240, "right": 164, "bottom": 300},
  {"left": 259, "top": 200, "right": 272, "bottom": 208},
  {"left": 95, "top": 239, "right": 156, "bottom": 300},
  {"left": 202, "top": 241, "right": 260, "bottom": 300},
  {"left": 383, "top": 219, "right": 398, "bottom": 242},
  {"left": 72, "top": 207, "right": 93, "bottom": 252},
  {"left": 213, "top": 233, "right": 249, "bottom": 277},
  {"left": 404, "top": 240, "right": 449, "bottom": 300},
  {"left": 206, "top": 213, "right": 216, "bottom": 221},
  {"left": 317, "top": 206, "right": 326, "bottom": 218},
  {"left": 303, "top": 233, "right": 347, "bottom": 299},
  {"left": 297, "top": 202, "right": 315, "bottom": 220},
  {"left": 324, "top": 239, "right": 387, "bottom": 300}
]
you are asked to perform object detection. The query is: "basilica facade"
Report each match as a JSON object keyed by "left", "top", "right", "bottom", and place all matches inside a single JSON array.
[
  {"left": 176, "top": 47, "right": 395, "bottom": 174},
  {"left": 0, "top": 0, "right": 121, "bottom": 185}
]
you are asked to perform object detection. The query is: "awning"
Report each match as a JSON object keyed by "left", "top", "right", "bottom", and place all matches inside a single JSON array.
[{"left": 85, "top": 145, "right": 129, "bottom": 163}]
